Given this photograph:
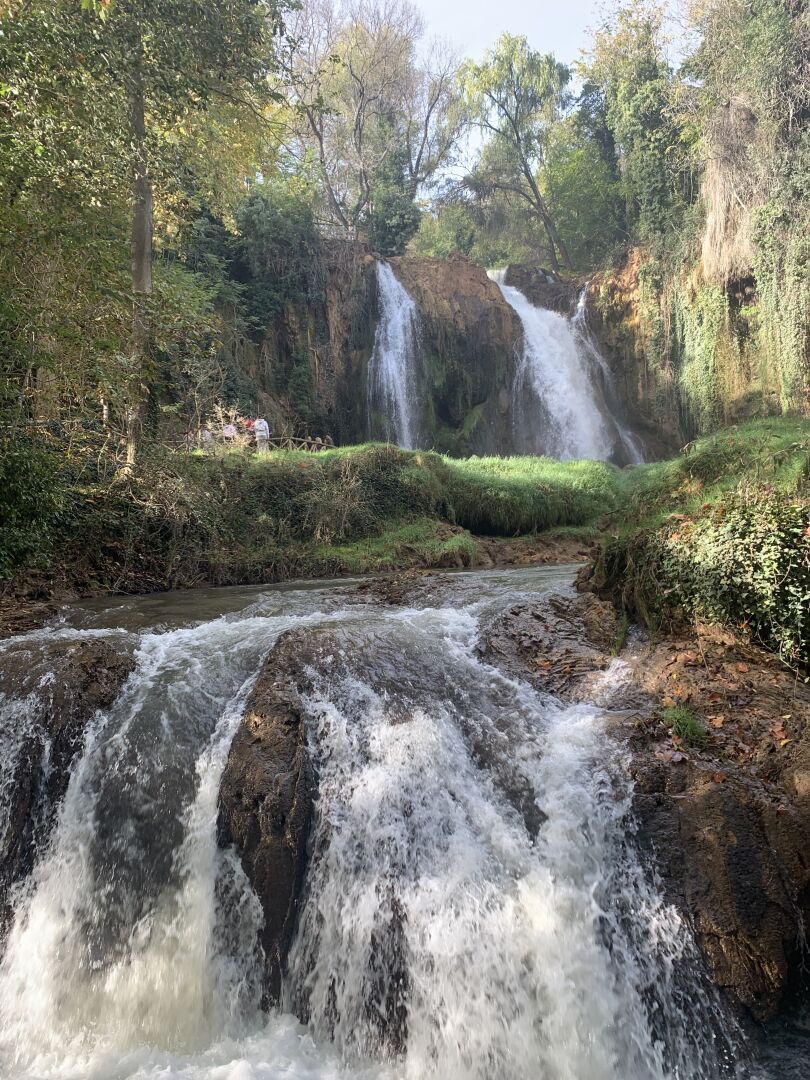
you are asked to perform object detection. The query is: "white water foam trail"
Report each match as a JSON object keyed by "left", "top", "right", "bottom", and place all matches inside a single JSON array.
[
  {"left": 286, "top": 604, "right": 744, "bottom": 1080},
  {"left": 0, "top": 609, "right": 360, "bottom": 1080},
  {"left": 572, "top": 287, "right": 645, "bottom": 465},
  {"left": 489, "top": 269, "right": 640, "bottom": 462},
  {"left": 367, "top": 262, "right": 420, "bottom": 449},
  {"left": 0, "top": 575, "right": 755, "bottom": 1079}
]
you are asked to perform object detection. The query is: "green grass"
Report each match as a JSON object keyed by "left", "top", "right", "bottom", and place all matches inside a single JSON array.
[
  {"left": 593, "top": 417, "right": 810, "bottom": 668},
  {"left": 5, "top": 418, "right": 809, "bottom": 667},
  {"left": 609, "top": 417, "right": 810, "bottom": 534},
  {"left": 662, "top": 705, "right": 707, "bottom": 746}
]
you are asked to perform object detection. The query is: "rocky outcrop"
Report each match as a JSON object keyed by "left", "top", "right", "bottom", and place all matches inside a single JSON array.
[
  {"left": 389, "top": 255, "right": 522, "bottom": 454},
  {"left": 0, "top": 637, "right": 135, "bottom": 933},
  {"left": 632, "top": 756, "right": 810, "bottom": 1021},
  {"left": 623, "top": 623, "right": 810, "bottom": 1022},
  {"left": 481, "top": 589, "right": 621, "bottom": 701},
  {"left": 217, "top": 634, "right": 315, "bottom": 1004},
  {"left": 240, "top": 250, "right": 524, "bottom": 454},
  {"left": 503, "top": 264, "right": 579, "bottom": 315}
]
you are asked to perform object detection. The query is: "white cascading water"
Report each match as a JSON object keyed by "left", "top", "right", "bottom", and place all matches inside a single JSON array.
[
  {"left": 489, "top": 269, "right": 644, "bottom": 463},
  {"left": 0, "top": 570, "right": 771, "bottom": 1079},
  {"left": 367, "top": 261, "right": 420, "bottom": 450}
]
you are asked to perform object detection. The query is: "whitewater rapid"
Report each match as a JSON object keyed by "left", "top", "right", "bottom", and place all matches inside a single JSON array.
[{"left": 0, "top": 570, "right": 763, "bottom": 1079}]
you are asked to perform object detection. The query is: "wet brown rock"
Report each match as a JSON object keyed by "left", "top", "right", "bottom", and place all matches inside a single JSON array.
[
  {"left": 217, "top": 635, "right": 315, "bottom": 1004},
  {"left": 0, "top": 638, "right": 135, "bottom": 932},
  {"left": 503, "top": 265, "right": 580, "bottom": 315},
  {"left": 388, "top": 256, "right": 522, "bottom": 452},
  {"left": 481, "top": 590, "right": 620, "bottom": 700},
  {"left": 624, "top": 625, "right": 810, "bottom": 1021},
  {"left": 632, "top": 758, "right": 810, "bottom": 1021},
  {"left": 480, "top": 589, "right": 810, "bottom": 1021}
]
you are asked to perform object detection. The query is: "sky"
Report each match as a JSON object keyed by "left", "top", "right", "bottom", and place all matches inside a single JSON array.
[{"left": 414, "top": 0, "right": 605, "bottom": 66}]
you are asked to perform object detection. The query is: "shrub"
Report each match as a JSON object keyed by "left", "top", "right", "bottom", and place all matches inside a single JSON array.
[
  {"left": 602, "top": 490, "right": 810, "bottom": 668},
  {"left": 0, "top": 441, "right": 65, "bottom": 581}
]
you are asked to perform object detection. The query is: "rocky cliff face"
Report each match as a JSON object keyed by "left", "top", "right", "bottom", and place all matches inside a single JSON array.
[
  {"left": 387, "top": 256, "right": 522, "bottom": 454},
  {"left": 237, "top": 246, "right": 663, "bottom": 456}
]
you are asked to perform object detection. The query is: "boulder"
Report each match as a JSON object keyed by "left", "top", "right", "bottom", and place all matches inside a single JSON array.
[
  {"left": 480, "top": 589, "right": 621, "bottom": 701},
  {"left": 217, "top": 636, "right": 314, "bottom": 1004},
  {"left": 633, "top": 758, "right": 810, "bottom": 1021}
]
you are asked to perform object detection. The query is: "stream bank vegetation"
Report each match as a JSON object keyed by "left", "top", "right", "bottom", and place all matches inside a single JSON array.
[{"left": 3, "top": 418, "right": 810, "bottom": 679}]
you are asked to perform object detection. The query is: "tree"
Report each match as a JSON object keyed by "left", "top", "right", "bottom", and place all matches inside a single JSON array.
[
  {"left": 0, "top": 0, "right": 284, "bottom": 449},
  {"left": 77, "top": 0, "right": 281, "bottom": 463},
  {"left": 281, "top": 0, "right": 465, "bottom": 239},
  {"left": 460, "top": 34, "right": 573, "bottom": 271},
  {"left": 585, "top": 0, "right": 686, "bottom": 243}
]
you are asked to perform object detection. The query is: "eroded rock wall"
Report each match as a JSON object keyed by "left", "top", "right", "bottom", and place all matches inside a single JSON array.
[{"left": 388, "top": 255, "right": 522, "bottom": 454}]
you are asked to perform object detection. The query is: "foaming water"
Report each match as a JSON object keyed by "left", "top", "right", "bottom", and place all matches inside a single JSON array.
[
  {"left": 366, "top": 262, "right": 421, "bottom": 449},
  {"left": 488, "top": 269, "right": 643, "bottom": 463},
  {"left": 0, "top": 569, "right": 778, "bottom": 1079},
  {"left": 285, "top": 606, "right": 741, "bottom": 1079}
]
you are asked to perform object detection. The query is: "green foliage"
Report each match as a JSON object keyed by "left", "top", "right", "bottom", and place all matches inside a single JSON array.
[
  {"left": 235, "top": 183, "right": 323, "bottom": 329},
  {"left": 368, "top": 150, "right": 422, "bottom": 256},
  {"left": 662, "top": 705, "right": 707, "bottom": 746},
  {"left": 599, "top": 419, "right": 810, "bottom": 668},
  {"left": 541, "top": 118, "right": 625, "bottom": 270},
  {"left": 0, "top": 442, "right": 65, "bottom": 580},
  {"left": 442, "top": 456, "right": 621, "bottom": 535},
  {"left": 460, "top": 33, "right": 573, "bottom": 270},
  {"left": 586, "top": 0, "right": 687, "bottom": 242}
]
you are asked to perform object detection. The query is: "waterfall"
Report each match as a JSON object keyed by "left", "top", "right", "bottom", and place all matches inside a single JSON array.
[
  {"left": 367, "top": 262, "right": 421, "bottom": 450},
  {"left": 0, "top": 572, "right": 770, "bottom": 1079},
  {"left": 489, "top": 269, "right": 644, "bottom": 464}
]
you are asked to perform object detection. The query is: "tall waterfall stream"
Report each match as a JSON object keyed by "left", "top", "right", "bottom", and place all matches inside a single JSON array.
[
  {"left": 488, "top": 271, "right": 644, "bottom": 464},
  {"left": 0, "top": 569, "right": 797, "bottom": 1079},
  {"left": 367, "top": 262, "right": 421, "bottom": 450}
]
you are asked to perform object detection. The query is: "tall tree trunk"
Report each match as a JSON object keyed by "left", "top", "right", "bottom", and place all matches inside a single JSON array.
[{"left": 126, "top": 41, "right": 152, "bottom": 470}]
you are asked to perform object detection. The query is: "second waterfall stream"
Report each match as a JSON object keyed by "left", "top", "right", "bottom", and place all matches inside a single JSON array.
[
  {"left": 0, "top": 568, "right": 762, "bottom": 1080},
  {"left": 488, "top": 269, "right": 644, "bottom": 463}
]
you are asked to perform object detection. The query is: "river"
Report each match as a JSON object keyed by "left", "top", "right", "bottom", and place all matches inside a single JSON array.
[{"left": 0, "top": 568, "right": 804, "bottom": 1078}]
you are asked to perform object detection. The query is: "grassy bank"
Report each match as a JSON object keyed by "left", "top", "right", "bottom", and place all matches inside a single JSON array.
[
  {"left": 0, "top": 440, "right": 621, "bottom": 595},
  {"left": 4, "top": 421, "right": 809, "bottom": 669},
  {"left": 592, "top": 419, "right": 810, "bottom": 668}
]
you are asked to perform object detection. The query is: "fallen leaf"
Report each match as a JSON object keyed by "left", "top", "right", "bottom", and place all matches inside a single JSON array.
[
  {"left": 708, "top": 715, "right": 725, "bottom": 728},
  {"left": 712, "top": 771, "right": 728, "bottom": 783},
  {"left": 736, "top": 662, "right": 750, "bottom": 673},
  {"left": 662, "top": 696, "right": 676, "bottom": 708}
]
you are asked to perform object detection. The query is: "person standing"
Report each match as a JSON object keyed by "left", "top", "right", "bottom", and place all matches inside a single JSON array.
[{"left": 254, "top": 416, "right": 270, "bottom": 453}]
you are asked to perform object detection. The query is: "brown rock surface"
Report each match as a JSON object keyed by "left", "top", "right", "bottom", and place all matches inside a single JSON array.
[
  {"left": 217, "top": 634, "right": 315, "bottom": 1004},
  {"left": 480, "top": 589, "right": 620, "bottom": 700},
  {"left": 624, "top": 623, "right": 810, "bottom": 1021},
  {"left": 479, "top": 592, "right": 810, "bottom": 1021},
  {"left": 0, "top": 637, "right": 135, "bottom": 933},
  {"left": 503, "top": 264, "right": 580, "bottom": 314}
]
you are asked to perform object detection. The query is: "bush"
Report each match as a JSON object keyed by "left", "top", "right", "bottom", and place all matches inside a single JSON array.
[
  {"left": 0, "top": 441, "right": 65, "bottom": 581},
  {"left": 602, "top": 490, "right": 810, "bottom": 668}
]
